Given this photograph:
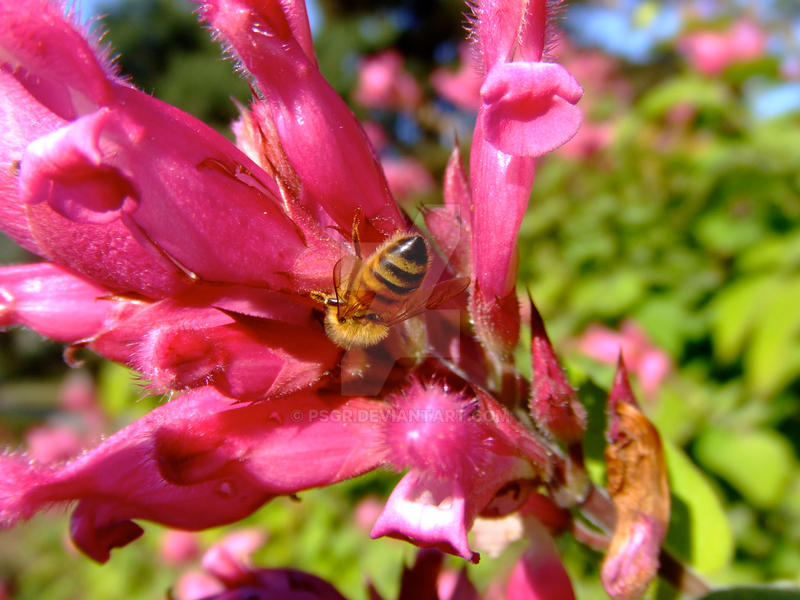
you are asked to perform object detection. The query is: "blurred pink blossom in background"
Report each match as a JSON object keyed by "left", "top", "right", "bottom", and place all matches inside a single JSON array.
[
  {"left": 677, "top": 19, "right": 767, "bottom": 75},
  {"left": 380, "top": 156, "right": 436, "bottom": 200},
  {"left": 577, "top": 320, "right": 672, "bottom": 398},
  {"left": 431, "top": 43, "right": 483, "bottom": 112},
  {"left": 354, "top": 50, "right": 422, "bottom": 110}
]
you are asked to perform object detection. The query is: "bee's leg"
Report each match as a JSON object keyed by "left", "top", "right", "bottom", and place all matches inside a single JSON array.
[
  {"left": 351, "top": 207, "right": 363, "bottom": 259},
  {"left": 309, "top": 291, "right": 330, "bottom": 305}
]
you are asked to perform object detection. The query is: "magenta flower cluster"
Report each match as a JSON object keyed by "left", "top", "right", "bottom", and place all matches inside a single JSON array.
[{"left": 0, "top": 0, "right": 677, "bottom": 597}]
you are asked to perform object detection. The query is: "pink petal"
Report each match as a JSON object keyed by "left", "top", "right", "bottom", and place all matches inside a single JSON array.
[
  {"left": 0, "top": 71, "right": 63, "bottom": 254},
  {"left": 371, "top": 471, "right": 478, "bottom": 563},
  {"left": 0, "top": 262, "right": 115, "bottom": 342},
  {"left": 372, "top": 386, "right": 538, "bottom": 562},
  {"left": 480, "top": 62, "right": 583, "bottom": 157},
  {"left": 469, "top": 114, "right": 533, "bottom": 304},
  {"left": 507, "top": 547, "right": 575, "bottom": 600},
  {"left": 198, "top": 0, "right": 404, "bottom": 239},
  {"left": 90, "top": 296, "right": 339, "bottom": 399},
  {"left": 0, "top": 387, "right": 386, "bottom": 562},
  {"left": 21, "top": 87, "right": 315, "bottom": 296},
  {"left": 472, "top": 0, "right": 549, "bottom": 70},
  {"left": 0, "top": 0, "right": 114, "bottom": 120}
]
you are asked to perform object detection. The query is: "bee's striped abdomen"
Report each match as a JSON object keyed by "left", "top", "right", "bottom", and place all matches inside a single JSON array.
[{"left": 360, "top": 234, "right": 429, "bottom": 315}]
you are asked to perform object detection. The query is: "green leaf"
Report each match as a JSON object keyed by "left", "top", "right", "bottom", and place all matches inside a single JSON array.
[
  {"left": 693, "top": 427, "right": 796, "bottom": 509},
  {"left": 664, "top": 442, "right": 733, "bottom": 574},
  {"left": 697, "top": 586, "right": 800, "bottom": 600},
  {"left": 745, "top": 278, "right": 800, "bottom": 396},
  {"left": 710, "top": 277, "right": 772, "bottom": 363}
]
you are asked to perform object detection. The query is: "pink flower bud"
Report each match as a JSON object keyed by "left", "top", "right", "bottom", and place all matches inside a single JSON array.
[{"left": 529, "top": 300, "right": 587, "bottom": 443}]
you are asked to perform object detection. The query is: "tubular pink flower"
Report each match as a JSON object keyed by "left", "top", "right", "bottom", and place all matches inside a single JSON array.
[
  {"left": 371, "top": 382, "right": 545, "bottom": 561},
  {"left": 19, "top": 94, "right": 315, "bottom": 296},
  {"left": 198, "top": 0, "right": 405, "bottom": 240},
  {"left": 0, "top": 387, "right": 387, "bottom": 562},
  {"left": 468, "top": 0, "right": 582, "bottom": 354},
  {"left": 480, "top": 62, "right": 584, "bottom": 157},
  {"left": 3, "top": 0, "right": 326, "bottom": 299},
  {"left": 0, "top": 262, "right": 114, "bottom": 342},
  {"left": 87, "top": 295, "right": 339, "bottom": 399}
]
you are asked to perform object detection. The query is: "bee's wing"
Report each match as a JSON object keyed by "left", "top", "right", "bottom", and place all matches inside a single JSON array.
[
  {"left": 382, "top": 276, "right": 470, "bottom": 327},
  {"left": 424, "top": 276, "right": 470, "bottom": 310},
  {"left": 333, "top": 255, "right": 367, "bottom": 319}
]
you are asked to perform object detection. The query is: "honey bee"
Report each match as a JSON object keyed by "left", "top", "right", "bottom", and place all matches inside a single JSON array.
[{"left": 311, "top": 230, "right": 469, "bottom": 349}]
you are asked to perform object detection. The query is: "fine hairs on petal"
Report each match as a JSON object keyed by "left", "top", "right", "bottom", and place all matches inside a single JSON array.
[
  {"left": 542, "top": 0, "right": 565, "bottom": 62},
  {"left": 193, "top": 3, "right": 257, "bottom": 92},
  {"left": 0, "top": 451, "right": 52, "bottom": 526},
  {"left": 60, "top": 0, "right": 122, "bottom": 80},
  {"left": 462, "top": 2, "right": 488, "bottom": 79}
]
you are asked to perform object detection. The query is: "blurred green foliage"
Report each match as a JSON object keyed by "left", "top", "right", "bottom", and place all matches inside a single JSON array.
[{"left": 2, "top": 0, "right": 800, "bottom": 598}]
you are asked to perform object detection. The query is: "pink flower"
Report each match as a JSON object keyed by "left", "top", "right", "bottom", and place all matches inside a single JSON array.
[
  {"left": 677, "top": 19, "right": 767, "bottom": 76},
  {"left": 576, "top": 320, "right": 672, "bottom": 398},
  {"left": 0, "top": 389, "right": 387, "bottom": 562},
  {"left": 370, "top": 382, "right": 551, "bottom": 562},
  {"left": 160, "top": 530, "right": 202, "bottom": 566},
  {"left": 463, "top": 0, "right": 583, "bottom": 354},
  {"left": 431, "top": 44, "right": 483, "bottom": 112},
  {"left": 354, "top": 51, "right": 422, "bottom": 110},
  {"left": 0, "top": 0, "right": 614, "bottom": 590},
  {"left": 24, "top": 425, "right": 84, "bottom": 465},
  {"left": 506, "top": 520, "right": 575, "bottom": 600},
  {"left": 380, "top": 157, "right": 436, "bottom": 201},
  {"left": 557, "top": 121, "right": 614, "bottom": 160}
]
